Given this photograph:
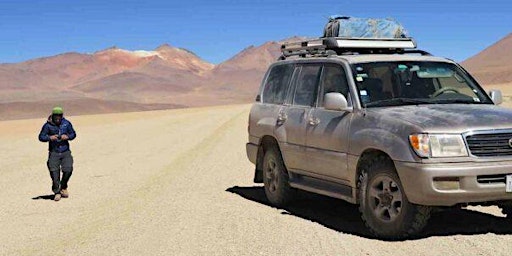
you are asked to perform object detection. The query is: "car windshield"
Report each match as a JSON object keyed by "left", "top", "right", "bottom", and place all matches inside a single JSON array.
[{"left": 351, "top": 61, "right": 493, "bottom": 107}]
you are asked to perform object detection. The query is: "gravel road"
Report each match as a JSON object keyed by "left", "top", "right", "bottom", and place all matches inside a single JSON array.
[{"left": 1, "top": 104, "right": 512, "bottom": 255}]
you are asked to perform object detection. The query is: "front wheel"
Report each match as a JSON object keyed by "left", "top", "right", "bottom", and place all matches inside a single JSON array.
[
  {"left": 263, "top": 146, "right": 294, "bottom": 207},
  {"left": 358, "top": 156, "right": 431, "bottom": 239}
]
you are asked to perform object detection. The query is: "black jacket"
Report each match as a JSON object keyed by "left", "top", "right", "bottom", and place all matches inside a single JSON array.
[{"left": 38, "top": 116, "right": 76, "bottom": 152}]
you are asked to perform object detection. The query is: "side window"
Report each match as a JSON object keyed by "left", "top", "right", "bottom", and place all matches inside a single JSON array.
[
  {"left": 319, "top": 65, "right": 350, "bottom": 107},
  {"left": 293, "top": 65, "right": 322, "bottom": 106},
  {"left": 262, "top": 64, "right": 294, "bottom": 104}
]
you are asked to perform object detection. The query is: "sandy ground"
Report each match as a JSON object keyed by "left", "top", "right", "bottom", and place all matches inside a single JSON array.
[{"left": 2, "top": 104, "right": 512, "bottom": 255}]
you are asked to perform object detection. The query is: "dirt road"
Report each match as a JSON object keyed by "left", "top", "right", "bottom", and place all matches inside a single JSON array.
[{"left": 1, "top": 104, "right": 512, "bottom": 255}]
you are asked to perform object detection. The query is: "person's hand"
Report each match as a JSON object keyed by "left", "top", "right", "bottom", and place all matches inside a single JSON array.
[
  {"left": 49, "top": 135, "right": 58, "bottom": 141},
  {"left": 61, "top": 134, "right": 69, "bottom": 141}
]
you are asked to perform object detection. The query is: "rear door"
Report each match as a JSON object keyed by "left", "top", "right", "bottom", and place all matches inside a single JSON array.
[
  {"left": 276, "top": 64, "right": 322, "bottom": 171},
  {"left": 255, "top": 63, "right": 295, "bottom": 149},
  {"left": 304, "top": 63, "right": 353, "bottom": 182}
]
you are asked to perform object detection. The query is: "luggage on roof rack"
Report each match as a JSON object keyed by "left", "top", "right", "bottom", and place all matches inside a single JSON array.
[
  {"left": 279, "top": 16, "right": 429, "bottom": 60},
  {"left": 323, "top": 16, "right": 408, "bottom": 39}
]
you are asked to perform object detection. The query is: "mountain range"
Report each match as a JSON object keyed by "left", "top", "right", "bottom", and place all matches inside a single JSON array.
[
  {"left": 461, "top": 33, "right": 512, "bottom": 86},
  {"left": 0, "top": 38, "right": 291, "bottom": 120},
  {"left": 0, "top": 34, "right": 510, "bottom": 120}
]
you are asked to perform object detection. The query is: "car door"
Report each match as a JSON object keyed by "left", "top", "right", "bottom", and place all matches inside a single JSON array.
[
  {"left": 275, "top": 64, "right": 322, "bottom": 171},
  {"left": 256, "top": 63, "right": 295, "bottom": 161},
  {"left": 304, "top": 63, "right": 353, "bottom": 182}
]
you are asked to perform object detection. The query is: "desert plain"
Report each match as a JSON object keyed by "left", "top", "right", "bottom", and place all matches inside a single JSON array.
[{"left": 2, "top": 103, "right": 512, "bottom": 255}]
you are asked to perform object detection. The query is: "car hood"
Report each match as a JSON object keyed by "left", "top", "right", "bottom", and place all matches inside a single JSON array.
[{"left": 367, "top": 104, "right": 512, "bottom": 133}]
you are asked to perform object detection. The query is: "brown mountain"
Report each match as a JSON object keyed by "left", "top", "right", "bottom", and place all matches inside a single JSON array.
[
  {"left": 213, "top": 42, "right": 281, "bottom": 73},
  {"left": 2, "top": 34, "right": 508, "bottom": 120},
  {"left": 0, "top": 44, "right": 214, "bottom": 105},
  {"left": 0, "top": 37, "right": 288, "bottom": 119},
  {"left": 462, "top": 33, "right": 512, "bottom": 85},
  {"left": 206, "top": 41, "right": 281, "bottom": 102},
  {"left": 153, "top": 44, "right": 214, "bottom": 73},
  {"left": 207, "top": 37, "right": 305, "bottom": 102},
  {"left": 71, "top": 45, "right": 214, "bottom": 104}
]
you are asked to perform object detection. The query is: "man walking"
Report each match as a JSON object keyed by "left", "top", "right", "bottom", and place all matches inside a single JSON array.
[{"left": 38, "top": 107, "right": 76, "bottom": 201}]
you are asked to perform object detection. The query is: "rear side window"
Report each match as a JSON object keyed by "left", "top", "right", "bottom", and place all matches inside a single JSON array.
[
  {"left": 293, "top": 65, "right": 322, "bottom": 106},
  {"left": 262, "top": 64, "right": 294, "bottom": 104}
]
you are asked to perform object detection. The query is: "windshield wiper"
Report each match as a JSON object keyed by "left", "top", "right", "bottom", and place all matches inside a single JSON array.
[
  {"left": 430, "top": 98, "right": 484, "bottom": 104},
  {"left": 365, "top": 98, "right": 432, "bottom": 107}
]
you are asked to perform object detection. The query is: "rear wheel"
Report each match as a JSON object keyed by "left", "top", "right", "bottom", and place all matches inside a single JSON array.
[
  {"left": 263, "top": 146, "right": 294, "bottom": 207},
  {"left": 358, "top": 156, "right": 431, "bottom": 239}
]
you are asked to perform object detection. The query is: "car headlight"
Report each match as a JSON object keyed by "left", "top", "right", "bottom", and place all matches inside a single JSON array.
[{"left": 409, "top": 134, "right": 468, "bottom": 158}]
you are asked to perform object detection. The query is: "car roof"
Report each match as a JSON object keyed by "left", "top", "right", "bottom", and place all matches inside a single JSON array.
[
  {"left": 338, "top": 54, "right": 454, "bottom": 64},
  {"left": 277, "top": 54, "right": 455, "bottom": 65}
]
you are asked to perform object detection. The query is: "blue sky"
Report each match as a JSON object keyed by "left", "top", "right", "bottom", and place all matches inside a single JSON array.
[{"left": 0, "top": 0, "right": 510, "bottom": 64}]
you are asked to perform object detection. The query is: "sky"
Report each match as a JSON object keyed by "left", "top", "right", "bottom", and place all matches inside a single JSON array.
[{"left": 0, "top": 0, "right": 510, "bottom": 64}]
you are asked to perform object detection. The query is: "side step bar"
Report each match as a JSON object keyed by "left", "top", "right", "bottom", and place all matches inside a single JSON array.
[{"left": 288, "top": 172, "right": 356, "bottom": 204}]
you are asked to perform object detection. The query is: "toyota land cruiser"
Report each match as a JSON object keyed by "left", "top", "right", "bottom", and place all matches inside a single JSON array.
[{"left": 246, "top": 36, "right": 510, "bottom": 239}]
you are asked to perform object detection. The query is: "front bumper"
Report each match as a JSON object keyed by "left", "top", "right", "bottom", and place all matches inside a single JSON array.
[{"left": 396, "top": 160, "right": 512, "bottom": 206}]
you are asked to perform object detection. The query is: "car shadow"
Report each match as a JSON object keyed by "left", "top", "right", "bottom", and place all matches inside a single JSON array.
[
  {"left": 32, "top": 194, "right": 55, "bottom": 200},
  {"left": 226, "top": 186, "right": 512, "bottom": 241}
]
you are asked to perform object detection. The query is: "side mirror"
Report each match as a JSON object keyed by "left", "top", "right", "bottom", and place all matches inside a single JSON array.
[
  {"left": 489, "top": 90, "right": 503, "bottom": 105},
  {"left": 324, "top": 92, "right": 352, "bottom": 111}
]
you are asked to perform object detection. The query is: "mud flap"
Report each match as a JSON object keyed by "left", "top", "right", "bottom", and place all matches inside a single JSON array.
[{"left": 253, "top": 146, "right": 264, "bottom": 183}]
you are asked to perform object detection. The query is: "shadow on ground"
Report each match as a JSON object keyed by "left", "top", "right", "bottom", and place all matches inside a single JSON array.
[
  {"left": 226, "top": 186, "right": 512, "bottom": 241},
  {"left": 32, "top": 194, "right": 55, "bottom": 200}
]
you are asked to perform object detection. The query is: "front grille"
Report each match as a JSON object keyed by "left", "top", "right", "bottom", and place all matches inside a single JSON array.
[
  {"left": 466, "top": 132, "right": 512, "bottom": 157},
  {"left": 477, "top": 174, "right": 506, "bottom": 184}
]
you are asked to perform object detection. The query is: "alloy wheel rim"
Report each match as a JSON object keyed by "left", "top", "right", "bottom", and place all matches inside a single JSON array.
[
  {"left": 369, "top": 176, "right": 403, "bottom": 222},
  {"left": 265, "top": 159, "right": 279, "bottom": 193}
]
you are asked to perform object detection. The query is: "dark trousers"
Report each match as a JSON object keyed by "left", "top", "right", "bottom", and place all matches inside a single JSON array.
[{"left": 47, "top": 151, "right": 74, "bottom": 194}]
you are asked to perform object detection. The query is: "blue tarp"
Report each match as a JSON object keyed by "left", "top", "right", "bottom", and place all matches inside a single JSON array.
[{"left": 329, "top": 16, "right": 408, "bottom": 38}]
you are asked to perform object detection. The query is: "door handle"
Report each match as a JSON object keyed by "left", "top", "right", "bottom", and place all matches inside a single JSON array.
[{"left": 308, "top": 117, "right": 320, "bottom": 126}]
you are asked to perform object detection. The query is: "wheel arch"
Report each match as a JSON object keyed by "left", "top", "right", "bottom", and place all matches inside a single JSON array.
[{"left": 355, "top": 149, "right": 395, "bottom": 200}]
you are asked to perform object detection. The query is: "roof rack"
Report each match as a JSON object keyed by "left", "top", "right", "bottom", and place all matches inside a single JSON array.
[{"left": 280, "top": 37, "right": 430, "bottom": 60}]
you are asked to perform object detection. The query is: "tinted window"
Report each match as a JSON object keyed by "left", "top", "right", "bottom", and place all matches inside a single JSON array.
[
  {"left": 319, "top": 65, "right": 349, "bottom": 107},
  {"left": 293, "top": 65, "right": 322, "bottom": 106},
  {"left": 262, "top": 64, "right": 294, "bottom": 104}
]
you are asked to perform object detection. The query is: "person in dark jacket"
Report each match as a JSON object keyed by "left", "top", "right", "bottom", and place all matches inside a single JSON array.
[{"left": 38, "top": 106, "right": 76, "bottom": 201}]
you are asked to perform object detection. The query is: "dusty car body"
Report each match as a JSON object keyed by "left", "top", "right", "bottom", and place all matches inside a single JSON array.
[{"left": 246, "top": 37, "right": 511, "bottom": 239}]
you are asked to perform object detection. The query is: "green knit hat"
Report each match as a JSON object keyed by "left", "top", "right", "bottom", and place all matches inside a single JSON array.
[{"left": 52, "top": 106, "right": 64, "bottom": 115}]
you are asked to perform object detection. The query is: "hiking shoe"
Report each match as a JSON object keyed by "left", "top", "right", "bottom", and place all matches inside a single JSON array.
[
  {"left": 61, "top": 189, "right": 69, "bottom": 198},
  {"left": 54, "top": 193, "right": 61, "bottom": 201}
]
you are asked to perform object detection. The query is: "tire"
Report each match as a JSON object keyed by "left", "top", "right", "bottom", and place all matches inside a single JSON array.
[
  {"left": 358, "top": 156, "right": 431, "bottom": 239},
  {"left": 263, "top": 146, "right": 294, "bottom": 207}
]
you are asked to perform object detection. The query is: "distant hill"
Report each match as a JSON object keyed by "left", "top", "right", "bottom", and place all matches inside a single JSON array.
[
  {"left": 1, "top": 33, "right": 510, "bottom": 120},
  {"left": 209, "top": 37, "right": 312, "bottom": 104},
  {"left": 0, "top": 37, "right": 303, "bottom": 120},
  {"left": 462, "top": 33, "right": 512, "bottom": 85}
]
